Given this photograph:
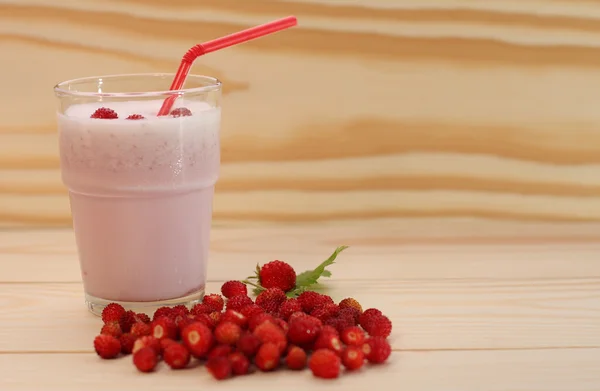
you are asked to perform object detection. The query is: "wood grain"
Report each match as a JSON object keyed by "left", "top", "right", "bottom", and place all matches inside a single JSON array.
[{"left": 5, "top": 0, "right": 600, "bottom": 226}]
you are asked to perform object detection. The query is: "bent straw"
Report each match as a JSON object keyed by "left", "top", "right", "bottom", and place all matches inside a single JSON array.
[{"left": 158, "top": 16, "right": 298, "bottom": 116}]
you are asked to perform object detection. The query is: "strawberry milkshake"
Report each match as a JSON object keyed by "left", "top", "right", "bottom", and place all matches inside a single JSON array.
[{"left": 54, "top": 74, "right": 221, "bottom": 315}]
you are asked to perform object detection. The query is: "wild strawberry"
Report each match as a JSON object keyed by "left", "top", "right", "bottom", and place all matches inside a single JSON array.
[
  {"left": 342, "top": 346, "right": 364, "bottom": 370},
  {"left": 325, "top": 314, "right": 355, "bottom": 334},
  {"left": 181, "top": 322, "right": 213, "bottom": 358},
  {"left": 255, "top": 288, "right": 286, "bottom": 315},
  {"left": 298, "top": 291, "right": 334, "bottom": 313},
  {"left": 207, "top": 344, "right": 233, "bottom": 359},
  {"left": 359, "top": 308, "right": 382, "bottom": 331},
  {"left": 339, "top": 297, "right": 363, "bottom": 313},
  {"left": 160, "top": 338, "right": 179, "bottom": 352},
  {"left": 119, "top": 310, "right": 137, "bottom": 333},
  {"left": 288, "top": 312, "right": 309, "bottom": 323},
  {"left": 214, "top": 322, "right": 242, "bottom": 345},
  {"left": 248, "top": 313, "right": 275, "bottom": 332},
  {"left": 119, "top": 333, "right": 136, "bottom": 354},
  {"left": 171, "top": 305, "right": 189, "bottom": 317},
  {"left": 194, "top": 313, "right": 217, "bottom": 330},
  {"left": 255, "top": 342, "right": 280, "bottom": 372},
  {"left": 100, "top": 321, "right": 123, "bottom": 338},
  {"left": 275, "top": 318, "right": 289, "bottom": 335},
  {"left": 226, "top": 295, "right": 253, "bottom": 312},
  {"left": 153, "top": 306, "right": 174, "bottom": 321},
  {"left": 101, "top": 303, "right": 125, "bottom": 323},
  {"left": 135, "top": 313, "right": 151, "bottom": 324},
  {"left": 236, "top": 332, "right": 261, "bottom": 357},
  {"left": 191, "top": 303, "right": 213, "bottom": 316},
  {"left": 313, "top": 332, "right": 343, "bottom": 355},
  {"left": 259, "top": 260, "right": 296, "bottom": 292},
  {"left": 175, "top": 315, "right": 196, "bottom": 334},
  {"left": 206, "top": 356, "right": 231, "bottom": 380},
  {"left": 228, "top": 352, "right": 250, "bottom": 375},
  {"left": 288, "top": 317, "right": 321, "bottom": 346},
  {"left": 151, "top": 316, "right": 178, "bottom": 340},
  {"left": 90, "top": 107, "right": 118, "bottom": 119},
  {"left": 278, "top": 298, "right": 302, "bottom": 320},
  {"left": 253, "top": 321, "right": 287, "bottom": 354},
  {"left": 339, "top": 306, "right": 361, "bottom": 324},
  {"left": 309, "top": 348, "right": 341, "bottom": 379},
  {"left": 367, "top": 315, "right": 392, "bottom": 338},
  {"left": 220, "top": 310, "right": 248, "bottom": 329},
  {"left": 320, "top": 325, "right": 339, "bottom": 337},
  {"left": 163, "top": 343, "right": 191, "bottom": 369},
  {"left": 170, "top": 107, "right": 193, "bottom": 118},
  {"left": 133, "top": 336, "right": 161, "bottom": 355},
  {"left": 221, "top": 281, "right": 247, "bottom": 298},
  {"left": 133, "top": 347, "right": 158, "bottom": 372},
  {"left": 126, "top": 114, "right": 145, "bottom": 120},
  {"left": 93, "top": 334, "right": 121, "bottom": 359},
  {"left": 209, "top": 311, "right": 222, "bottom": 325},
  {"left": 311, "top": 304, "right": 340, "bottom": 322},
  {"left": 130, "top": 322, "right": 151, "bottom": 338},
  {"left": 285, "top": 345, "right": 307, "bottom": 370},
  {"left": 362, "top": 337, "right": 391, "bottom": 364},
  {"left": 341, "top": 326, "right": 365, "bottom": 346},
  {"left": 203, "top": 294, "right": 225, "bottom": 312},
  {"left": 240, "top": 304, "right": 264, "bottom": 319}
]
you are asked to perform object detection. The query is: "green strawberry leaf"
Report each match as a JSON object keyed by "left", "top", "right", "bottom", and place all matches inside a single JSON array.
[{"left": 294, "top": 246, "right": 348, "bottom": 290}]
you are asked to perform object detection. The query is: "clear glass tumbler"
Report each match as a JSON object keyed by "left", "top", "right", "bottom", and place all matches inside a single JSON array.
[{"left": 54, "top": 73, "right": 222, "bottom": 315}]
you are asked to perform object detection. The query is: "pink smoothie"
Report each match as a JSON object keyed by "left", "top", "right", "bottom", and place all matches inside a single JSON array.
[{"left": 58, "top": 100, "right": 221, "bottom": 302}]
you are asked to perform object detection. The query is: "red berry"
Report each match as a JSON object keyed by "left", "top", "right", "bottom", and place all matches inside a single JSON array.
[
  {"left": 320, "top": 325, "right": 339, "bottom": 338},
  {"left": 341, "top": 326, "right": 365, "bottom": 346},
  {"left": 325, "top": 314, "right": 355, "bottom": 334},
  {"left": 160, "top": 338, "right": 179, "bottom": 352},
  {"left": 119, "top": 310, "right": 137, "bottom": 333},
  {"left": 255, "top": 288, "right": 286, "bottom": 315},
  {"left": 236, "top": 331, "right": 261, "bottom": 357},
  {"left": 135, "top": 313, "right": 151, "bottom": 324},
  {"left": 368, "top": 315, "right": 392, "bottom": 338},
  {"left": 339, "top": 298, "right": 363, "bottom": 313},
  {"left": 255, "top": 342, "right": 280, "bottom": 372},
  {"left": 339, "top": 306, "right": 361, "bottom": 324},
  {"left": 342, "top": 346, "right": 364, "bottom": 370},
  {"left": 228, "top": 352, "right": 250, "bottom": 375},
  {"left": 206, "top": 356, "right": 231, "bottom": 380},
  {"left": 226, "top": 295, "right": 253, "bottom": 312},
  {"left": 151, "top": 316, "right": 178, "bottom": 340},
  {"left": 130, "top": 322, "right": 151, "bottom": 338},
  {"left": 194, "top": 313, "right": 217, "bottom": 330},
  {"left": 207, "top": 344, "right": 233, "bottom": 359},
  {"left": 214, "top": 322, "right": 242, "bottom": 345},
  {"left": 259, "top": 260, "right": 296, "bottom": 292},
  {"left": 298, "top": 291, "right": 334, "bottom": 313},
  {"left": 220, "top": 310, "right": 248, "bottom": 329},
  {"left": 288, "top": 311, "right": 309, "bottom": 323},
  {"left": 311, "top": 303, "right": 340, "bottom": 322},
  {"left": 119, "top": 333, "right": 136, "bottom": 354},
  {"left": 203, "top": 294, "right": 225, "bottom": 312},
  {"left": 163, "top": 343, "right": 191, "bottom": 369},
  {"left": 181, "top": 322, "right": 213, "bottom": 358},
  {"left": 275, "top": 318, "right": 289, "bottom": 335},
  {"left": 133, "top": 347, "right": 158, "bottom": 372},
  {"left": 248, "top": 313, "right": 275, "bottom": 332},
  {"left": 253, "top": 321, "right": 287, "bottom": 354},
  {"left": 278, "top": 298, "right": 302, "bottom": 320},
  {"left": 240, "top": 304, "right": 264, "bottom": 319},
  {"left": 221, "top": 281, "right": 247, "bottom": 298},
  {"left": 190, "top": 303, "right": 213, "bottom": 316},
  {"left": 362, "top": 337, "right": 392, "bottom": 364},
  {"left": 126, "top": 114, "right": 145, "bottom": 120},
  {"left": 313, "top": 332, "right": 344, "bottom": 355},
  {"left": 209, "top": 311, "right": 222, "bottom": 325},
  {"left": 288, "top": 317, "right": 321, "bottom": 346},
  {"left": 90, "top": 107, "right": 118, "bottom": 119},
  {"left": 170, "top": 107, "right": 193, "bottom": 118},
  {"left": 101, "top": 303, "right": 125, "bottom": 323},
  {"left": 93, "top": 334, "right": 121, "bottom": 359},
  {"left": 153, "top": 307, "right": 174, "bottom": 321},
  {"left": 309, "top": 349, "right": 341, "bottom": 379},
  {"left": 133, "top": 336, "right": 161, "bottom": 355},
  {"left": 175, "top": 315, "right": 196, "bottom": 334},
  {"left": 285, "top": 345, "right": 307, "bottom": 370},
  {"left": 100, "top": 321, "right": 123, "bottom": 338},
  {"left": 171, "top": 305, "right": 189, "bottom": 317},
  {"left": 359, "top": 308, "right": 382, "bottom": 331}
]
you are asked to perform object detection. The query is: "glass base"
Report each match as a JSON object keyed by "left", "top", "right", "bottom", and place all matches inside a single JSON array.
[{"left": 85, "top": 289, "right": 205, "bottom": 316}]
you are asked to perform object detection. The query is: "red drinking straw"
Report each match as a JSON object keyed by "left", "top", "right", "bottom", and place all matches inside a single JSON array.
[{"left": 158, "top": 16, "right": 298, "bottom": 116}]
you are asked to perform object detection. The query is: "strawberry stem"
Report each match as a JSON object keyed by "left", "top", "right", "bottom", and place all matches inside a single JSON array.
[{"left": 241, "top": 279, "right": 263, "bottom": 291}]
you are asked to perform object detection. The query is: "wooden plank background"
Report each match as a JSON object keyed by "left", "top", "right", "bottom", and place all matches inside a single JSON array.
[{"left": 3, "top": 0, "right": 600, "bottom": 230}]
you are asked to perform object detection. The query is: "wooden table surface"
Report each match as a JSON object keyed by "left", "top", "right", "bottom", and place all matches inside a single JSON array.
[{"left": 1, "top": 220, "right": 599, "bottom": 390}]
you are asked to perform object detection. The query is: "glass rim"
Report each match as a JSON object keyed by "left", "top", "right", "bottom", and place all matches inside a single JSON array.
[{"left": 53, "top": 73, "right": 222, "bottom": 98}]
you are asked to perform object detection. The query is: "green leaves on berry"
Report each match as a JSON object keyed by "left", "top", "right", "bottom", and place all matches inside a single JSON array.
[{"left": 242, "top": 246, "right": 348, "bottom": 298}]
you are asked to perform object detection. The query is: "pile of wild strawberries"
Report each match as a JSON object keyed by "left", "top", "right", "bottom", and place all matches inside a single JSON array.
[{"left": 93, "top": 260, "right": 392, "bottom": 380}]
